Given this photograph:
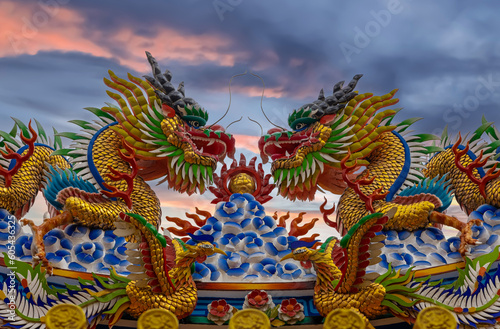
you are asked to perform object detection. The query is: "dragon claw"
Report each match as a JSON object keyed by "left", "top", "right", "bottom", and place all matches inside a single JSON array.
[
  {"left": 459, "top": 219, "right": 482, "bottom": 257},
  {"left": 20, "top": 212, "right": 74, "bottom": 275}
]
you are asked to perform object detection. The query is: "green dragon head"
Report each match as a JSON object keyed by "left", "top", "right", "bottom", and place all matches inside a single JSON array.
[
  {"left": 102, "top": 52, "right": 236, "bottom": 195},
  {"left": 258, "top": 75, "right": 399, "bottom": 200}
]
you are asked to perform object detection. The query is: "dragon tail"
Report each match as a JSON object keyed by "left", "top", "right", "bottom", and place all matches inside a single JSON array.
[
  {"left": 389, "top": 246, "right": 500, "bottom": 327},
  {"left": 374, "top": 264, "right": 421, "bottom": 319},
  {"left": 0, "top": 254, "right": 130, "bottom": 328}
]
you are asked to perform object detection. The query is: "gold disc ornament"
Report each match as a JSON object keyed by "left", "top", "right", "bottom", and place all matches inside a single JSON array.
[
  {"left": 324, "top": 308, "right": 366, "bottom": 329},
  {"left": 45, "top": 304, "right": 87, "bottom": 329},
  {"left": 414, "top": 306, "right": 457, "bottom": 329},
  {"left": 229, "top": 308, "right": 270, "bottom": 329},
  {"left": 137, "top": 308, "right": 179, "bottom": 329}
]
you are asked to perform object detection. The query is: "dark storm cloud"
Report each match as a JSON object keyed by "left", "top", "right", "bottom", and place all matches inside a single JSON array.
[{"left": 1, "top": 0, "right": 499, "bottom": 137}]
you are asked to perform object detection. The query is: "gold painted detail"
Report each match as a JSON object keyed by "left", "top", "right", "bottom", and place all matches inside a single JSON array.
[
  {"left": 137, "top": 308, "right": 179, "bottom": 329},
  {"left": 229, "top": 309, "right": 271, "bottom": 329},
  {"left": 45, "top": 304, "right": 86, "bottom": 329},
  {"left": 414, "top": 306, "right": 457, "bottom": 329}
]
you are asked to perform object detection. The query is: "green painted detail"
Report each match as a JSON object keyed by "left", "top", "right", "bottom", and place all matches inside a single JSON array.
[
  {"left": 319, "top": 237, "right": 336, "bottom": 253},
  {"left": 320, "top": 148, "right": 341, "bottom": 154},
  {"left": 330, "top": 124, "right": 349, "bottom": 137},
  {"left": 68, "top": 119, "right": 93, "bottom": 130},
  {"left": 286, "top": 131, "right": 293, "bottom": 139},
  {"left": 383, "top": 293, "right": 418, "bottom": 308},
  {"left": 125, "top": 213, "right": 167, "bottom": 247},
  {"left": 185, "top": 162, "right": 191, "bottom": 177},
  {"left": 15, "top": 309, "right": 41, "bottom": 322},
  {"left": 214, "top": 131, "right": 222, "bottom": 138},
  {"left": 273, "top": 132, "right": 283, "bottom": 141},
  {"left": 340, "top": 213, "right": 383, "bottom": 248},
  {"left": 324, "top": 142, "right": 343, "bottom": 149},
  {"left": 192, "top": 164, "right": 199, "bottom": 181},
  {"left": 207, "top": 166, "right": 213, "bottom": 182},
  {"left": 152, "top": 140, "right": 172, "bottom": 146},
  {"left": 34, "top": 119, "right": 47, "bottom": 140},
  {"left": 264, "top": 134, "right": 271, "bottom": 142},
  {"left": 177, "top": 154, "right": 185, "bottom": 167},
  {"left": 306, "top": 153, "right": 314, "bottom": 168},
  {"left": 327, "top": 133, "right": 348, "bottom": 142},
  {"left": 274, "top": 169, "right": 283, "bottom": 181},
  {"left": 12, "top": 117, "right": 30, "bottom": 137},
  {"left": 182, "top": 115, "right": 206, "bottom": 128},
  {"left": 151, "top": 105, "right": 165, "bottom": 122},
  {"left": 225, "top": 132, "right": 232, "bottom": 139},
  {"left": 312, "top": 152, "right": 328, "bottom": 164},
  {"left": 161, "top": 145, "right": 177, "bottom": 153},
  {"left": 57, "top": 132, "right": 87, "bottom": 141},
  {"left": 397, "top": 117, "right": 422, "bottom": 130},
  {"left": 200, "top": 165, "right": 206, "bottom": 180},
  {"left": 169, "top": 148, "right": 184, "bottom": 157},
  {"left": 103, "top": 296, "right": 131, "bottom": 314},
  {"left": 85, "top": 107, "right": 116, "bottom": 121},
  {"left": 0, "top": 130, "right": 21, "bottom": 148},
  {"left": 328, "top": 114, "right": 345, "bottom": 131},
  {"left": 203, "top": 129, "right": 211, "bottom": 137},
  {"left": 471, "top": 121, "right": 494, "bottom": 143},
  {"left": 143, "top": 115, "right": 163, "bottom": 134},
  {"left": 290, "top": 117, "right": 317, "bottom": 131},
  {"left": 184, "top": 105, "right": 208, "bottom": 121}
]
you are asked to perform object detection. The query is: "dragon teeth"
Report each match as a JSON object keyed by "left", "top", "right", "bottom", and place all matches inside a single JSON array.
[
  {"left": 199, "top": 146, "right": 204, "bottom": 154},
  {"left": 311, "top": 159, "right": 316, "bottom": 173},
  {"left": 316, "top": 160, "right": 324, "bottom": 173},
  {"left": 320, "top": 152, "right": 339, "bottom": 163},
  {"left": 176, "top": 162, "right": 183, "bottom": 175},
  {"left": 285, "top": 150, "right": 290, "bottom": 157},
  {"left": 207, "top": 139, "right": 215, "bottom": 146},
  {"left": 188, "top": 166, "right": 194, "bottom": 183}
]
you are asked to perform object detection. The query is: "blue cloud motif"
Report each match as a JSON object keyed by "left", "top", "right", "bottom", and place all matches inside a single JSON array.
[
  {"left": 14, "top": 234, "right": 32, "bottom": 261},
  {"left": 74, "top": 242, "right": 104, "bottom": 264},
  {"left": 218, "top": 251, "right": 249, "bottom": 277},
  {"left": 0, "top": 209, "right": 20, "bottom": 245},
  {"left": 193, "top": 262, "right": 221, "bottom": 281},
  {"left": 277, "top": 262, "right": 302, "bottom": 280}
]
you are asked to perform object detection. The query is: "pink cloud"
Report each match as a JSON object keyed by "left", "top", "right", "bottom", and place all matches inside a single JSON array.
[
  {"left": 0, "top": 1, "right": 248, "bottom": 71},
  {"left": 232, "top": 134, "right": 261, "bottom": 153}
]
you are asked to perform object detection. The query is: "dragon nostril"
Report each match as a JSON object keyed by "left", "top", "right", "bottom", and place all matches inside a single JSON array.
[
  {"left": 210, "top": 124, "right": 225, "bottom": 132},
  {"left": 267, "top": 127, "right": 284, "bottom": 134}
]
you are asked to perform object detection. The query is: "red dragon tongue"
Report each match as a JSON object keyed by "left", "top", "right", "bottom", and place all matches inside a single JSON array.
[{"left": 196, "top": 255, "right": 207, "bottom": 263}]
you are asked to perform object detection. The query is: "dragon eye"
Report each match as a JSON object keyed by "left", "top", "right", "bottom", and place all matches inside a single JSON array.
[
  {"left": 294, "top": 123, "right": 308, "bottom": 131},
  {"left": 293, "top": 248, "right": 306, "bottom": 254},
  {"left": 188, "top": 120, "right": 201, "bottom": 128}
]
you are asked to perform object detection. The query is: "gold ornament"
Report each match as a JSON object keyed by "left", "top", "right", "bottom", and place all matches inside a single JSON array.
[
  {"left": 137, "top": 308, "right": 179, "bottom": 329},
  {"left": 45, "top": 304, "right": 87, "bottom": 329},
  {"left": 324, "top": 309, "right": 366, "bottom": 329},
  {"left": 229, "top": 308, "right": 270, "bottom": 329},
  {"left": 229, "top": 173, "right": 256, "bottom": 194},
  {"left": 414, "top": 306, "right": 457, "bottom": 329}
]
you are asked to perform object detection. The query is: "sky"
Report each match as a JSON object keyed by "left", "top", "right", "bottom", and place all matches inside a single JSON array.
[{"left": 1, "top": 0, "right": 499, "bottom": 240}]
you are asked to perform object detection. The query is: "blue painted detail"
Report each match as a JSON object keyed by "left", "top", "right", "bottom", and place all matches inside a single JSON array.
[
  {"left": 386, "top": 131, "right": 411, "bottom": 201},
  {"left": 398, "top": 175, "right": 453, "bottom": 212},
  {"left": 43, "top": 166, "right": 99, "bottom": 210},
  {"left": 8, "top": 143, "right": 56, "bottom": 170},
  {"left": 444, "top": 144, "right": 486, "bottom": 177},
  {"left": 87, "top": 122, "right": 118, "bottom": 192}
]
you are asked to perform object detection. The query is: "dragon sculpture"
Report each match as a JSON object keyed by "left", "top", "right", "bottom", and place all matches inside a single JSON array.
[
  {"left": 0, "top": 52, "right": 235, "bottom": 271},
  {"left": 0, "top": 211, "right": 226, "bottom": 328},
  {"left": 283, "top": 209, "right": 500, "bottom": 328},
  {"left": 258, "top": 75, "right": 499, "bottom": 253}
]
